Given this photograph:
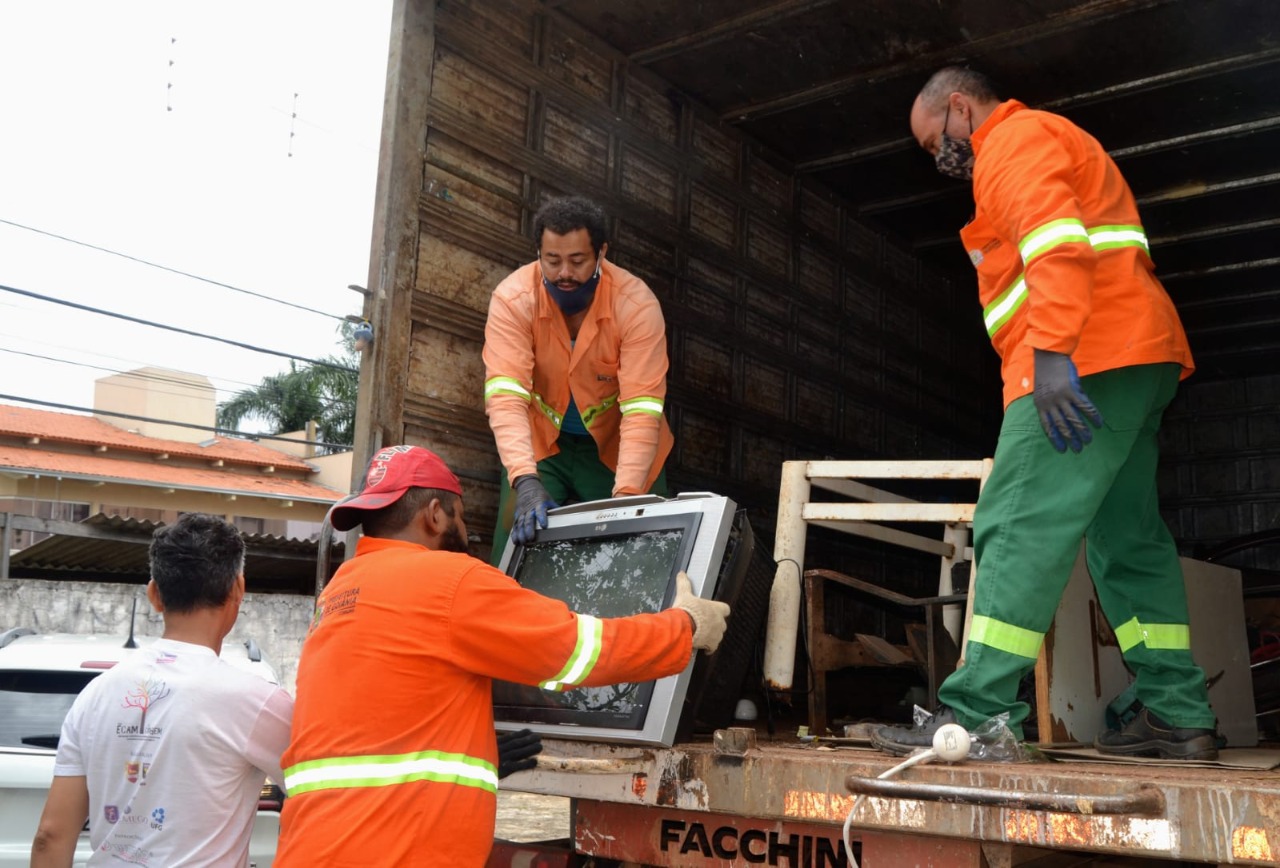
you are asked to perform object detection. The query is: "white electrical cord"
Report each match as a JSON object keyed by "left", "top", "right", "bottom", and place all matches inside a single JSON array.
[{"left": 843, "top": 723, "right": 971, "bottom": 867}]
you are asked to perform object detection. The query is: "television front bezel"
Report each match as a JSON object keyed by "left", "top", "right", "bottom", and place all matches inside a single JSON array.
[{"left": 493, "top": 493, "right": 736, "bottom": 747}]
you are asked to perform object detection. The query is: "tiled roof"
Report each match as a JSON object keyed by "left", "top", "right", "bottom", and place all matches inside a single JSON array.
[
  {"left": 0, "top": 404, "right": 317, "bottom": 471},
  {"left": 0, "top": 444, "right": 343, "bottom": 503}
]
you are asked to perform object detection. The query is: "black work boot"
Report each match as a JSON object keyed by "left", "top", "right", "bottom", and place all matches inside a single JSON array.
[
  {"left": 1094, "top": 707, "right": 1218, "bottom": 760},
  {"left": 870, "top": 707, "right": 964, "bottom": 757}
]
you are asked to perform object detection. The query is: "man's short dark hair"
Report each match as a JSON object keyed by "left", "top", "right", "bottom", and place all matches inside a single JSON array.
[
  {"left": 533, "top": 196, "right": 609, "bottom": 255},
  {"left": 360, "top": 488, "right": 459, "bottom": 538},
  {"left": 149, "top": 513, "right": 245, "bottom": 613},
  {"left": 918, "top": 66, "right": 1001, "bottom": 112}
]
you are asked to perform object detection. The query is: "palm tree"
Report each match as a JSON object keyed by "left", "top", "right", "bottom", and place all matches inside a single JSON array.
[{"left": 217, "top": 333, "right": 359, "bottom": 452}]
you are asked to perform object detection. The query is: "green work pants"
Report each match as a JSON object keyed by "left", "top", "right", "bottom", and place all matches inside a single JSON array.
[
  {"left": 490, "top": 433, "right": 669, "bottom": 566},
  {"left": 939, "top": 363, "right": 1215, "bottom": 737}
]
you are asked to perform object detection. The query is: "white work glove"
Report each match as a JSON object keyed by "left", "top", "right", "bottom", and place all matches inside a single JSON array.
[{"left": 671, "top": 571, "right": 731, "bottom": 653}]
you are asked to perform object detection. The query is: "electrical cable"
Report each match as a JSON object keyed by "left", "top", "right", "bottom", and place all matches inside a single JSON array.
[
  {"left": 0, "top": 393, "right": 353, "bottom": 452},
  {"left": 0, "top": 283, "right": 357, "bottom": 374},
  {"left": 0, "top": 346, "right": 263, "bottom": 395},
  {"left": 0, "top": 217, "right": 347, "bottom": 321},
  {"left": 841, "top": 724, "right": 972, "bottom": 867},
  {"left": 0, "top": 346, "right": 357, "bottom": 417}
]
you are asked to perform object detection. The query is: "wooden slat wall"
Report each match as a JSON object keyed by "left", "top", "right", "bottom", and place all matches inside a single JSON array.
[{"left": 388, "top": 0, "right": 995, "bottom": 562}]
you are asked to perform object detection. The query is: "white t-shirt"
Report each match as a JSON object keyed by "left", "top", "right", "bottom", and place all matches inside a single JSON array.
[{"left": 54, "top": 638, "right": 293, "bottom": 867}]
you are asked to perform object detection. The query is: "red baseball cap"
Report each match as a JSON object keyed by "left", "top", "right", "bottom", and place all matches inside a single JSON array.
[{"left": 328, "top": 445, "right": 463, "bottom": 531}]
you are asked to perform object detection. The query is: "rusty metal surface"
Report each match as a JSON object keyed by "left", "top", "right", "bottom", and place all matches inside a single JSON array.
[
  {"left": 844, "top": 776, "right": 1165, "bottom": 815},
  {"left": 575, "top": 802, "right": 853, "bottom": 867},
  {"left": 506, "top": 735, "right": 1280, "bottom": 864}
]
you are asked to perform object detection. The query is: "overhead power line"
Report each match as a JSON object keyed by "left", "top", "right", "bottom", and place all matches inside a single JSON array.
[
  {"left": 0, "top": 393, "right": 354, "bottom": 453},
  {"left": 0, "top": 346, "right": 261, "bottom": 394},
  {"left": 0, "top": 283, "right": 358, "bottom": 374},
  {"left": 0, "top": 346, "right": 356, "bottom": 417},
  {"left": 0, "top": 217, "right": 347, "bottom": 321}
]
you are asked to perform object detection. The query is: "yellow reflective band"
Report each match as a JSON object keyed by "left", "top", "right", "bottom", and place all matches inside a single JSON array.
[
  {"left": 1141, "top": 623, "right": 1191, "bottom": 650},
  {"left": 1114, "top": 617, "right": 1144, "bottom": 653},
  {"left": 579, "top": 394, "right": 619, "bottom": 427},
  {"left": 541, "top": 614, "right": 603, "bottom": 691},
  {"left": 1018, "top": 218, "right": 1089, "bottom": 263},
  {"left": 532, "top": 393, "right": 563, "bottom": 429},
  {"left": 1089, "top": 224, "right": 1149, "bottom": 254},
  {"left": 619, "top": 396, "right": 665, "bottom": 417},
  {"left": 1114, "top": 617, "right": 1190, "bottom": 651},
  {"left": 968, "top": 615, "right": 1043, "bottom": 659},
  {"left": 484, "top": 376, "right": 530, "bottom": 401},
  {"left": 283, "top": 749, "right": 498, "bottom": 797},
  {"left": 983, "top": 275, "right": 1027, "bottom": 338}
]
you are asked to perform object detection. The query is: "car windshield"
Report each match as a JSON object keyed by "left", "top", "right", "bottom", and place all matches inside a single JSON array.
[{"left": 0, "top": 670, "right": 101, "bottom": 749}]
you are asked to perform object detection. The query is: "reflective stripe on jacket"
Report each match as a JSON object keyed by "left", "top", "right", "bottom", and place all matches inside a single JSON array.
[
  {"left": 961, "top": 100, "right": 1193, "bottom": 408},
  {"left": 275, "top": 538, "right": 693, "bottom": 867},
  {"left": 483, "top": 259, "right": 674, "bottom": 495}
]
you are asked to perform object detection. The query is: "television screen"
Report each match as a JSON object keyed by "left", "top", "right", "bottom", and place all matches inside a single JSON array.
[
  {"left": 493, "top": 513, "right": 700, "bottom": 732},
  {"left": 493, "top": 494, "right": 736, "bottom": 746}
]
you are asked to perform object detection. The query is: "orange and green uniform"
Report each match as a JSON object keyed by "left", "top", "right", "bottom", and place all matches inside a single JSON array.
[
  {"left": 484, "top": 259, "right": 674, "bottom": 560},
  {"left": 937, "top": 100, "right": 1215, "bottom": 735},
  {"left": 275, "top": 537, "right": 693, "bottom": 867}
]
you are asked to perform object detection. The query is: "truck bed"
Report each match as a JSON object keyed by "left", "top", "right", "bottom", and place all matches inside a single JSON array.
[{"left": 510, "top": 733, "right": 1280, "bottom": 866}]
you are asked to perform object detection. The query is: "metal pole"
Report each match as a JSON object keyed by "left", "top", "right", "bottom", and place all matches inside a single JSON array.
[
  {"left": 0, "top": 513, "right": 11, "bottom": 580},
  {"left": 765, "top": 461, "right": 810, "bottom": 690}
]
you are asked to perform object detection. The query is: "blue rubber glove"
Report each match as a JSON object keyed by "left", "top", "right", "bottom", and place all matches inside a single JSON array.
[
  {"left": 511, "top": 474, "right": 557, "bottom": 545},
  {"left": 1032, "top": 349, "right": 1105, "bottom": 453}
]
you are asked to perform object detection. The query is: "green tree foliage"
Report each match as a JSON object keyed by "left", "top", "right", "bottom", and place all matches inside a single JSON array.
[{"left": 216, "top": 330, "right": 358, "bottom": 452}]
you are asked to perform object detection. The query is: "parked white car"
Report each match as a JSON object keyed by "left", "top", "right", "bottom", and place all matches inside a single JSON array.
[{"left": 0, "top": 628, "right": 284, "bottom": 867}]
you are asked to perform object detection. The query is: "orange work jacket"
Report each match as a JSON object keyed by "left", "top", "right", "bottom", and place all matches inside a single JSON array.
[
  {"left": 483, "top": 258, "right": 674, "bottom": 495},
  {"left": 275, "top": 537, "right": 693, "bottom": 867},
  {"left": 962, "top": 100, "right": 1193, "bottom": 408}
]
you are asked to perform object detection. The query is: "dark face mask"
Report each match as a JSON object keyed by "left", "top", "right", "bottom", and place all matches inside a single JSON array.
[
  {"left": 542, "top": 258, "right": 602, "bottom": 316},
  {"left": 935, "top": 104, "right": 975, "bottom": 181}
]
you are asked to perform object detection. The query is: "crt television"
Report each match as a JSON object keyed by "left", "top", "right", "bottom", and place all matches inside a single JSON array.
[{"left": 493, "top": 492, "right": 738, "bottom": 747}]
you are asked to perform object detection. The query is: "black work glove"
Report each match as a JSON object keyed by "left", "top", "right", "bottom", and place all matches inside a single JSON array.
[
  {"left": 511, "top": 474, "right": 558, "bottom": 545},
  {"left": 1032, "top": 349, "right": 1105, "bottom": 453},
  {"left": 496, "top": 728, "right": 542, "bottom": 778}
]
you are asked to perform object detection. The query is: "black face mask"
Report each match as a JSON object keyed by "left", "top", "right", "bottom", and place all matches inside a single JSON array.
[
  {"left": 935, "top": 104, "right": 975, "bottom": 181},
  {"left": 542, "top": 257, "right": 602, "bottom": 315}
]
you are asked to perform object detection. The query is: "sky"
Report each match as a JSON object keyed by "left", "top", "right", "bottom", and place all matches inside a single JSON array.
[{"left": 0, "top": 2, "right": 393, "bottom": 432}]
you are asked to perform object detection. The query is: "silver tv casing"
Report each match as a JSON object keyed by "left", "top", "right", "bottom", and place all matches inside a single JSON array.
[{"left": 494, "top": 492, "right": 736, "bottom": 747}]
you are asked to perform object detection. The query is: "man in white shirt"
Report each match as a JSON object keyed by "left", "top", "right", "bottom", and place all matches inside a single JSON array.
[{"left": 30, "top": 513, "right": 294, "bottom": 867}]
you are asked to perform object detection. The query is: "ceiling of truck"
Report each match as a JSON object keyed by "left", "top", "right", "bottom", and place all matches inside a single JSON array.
[{"left": 553, "top": 0, "right": 1280, "bottom": 379}]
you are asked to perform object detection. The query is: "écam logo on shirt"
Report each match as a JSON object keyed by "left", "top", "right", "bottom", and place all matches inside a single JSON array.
[{"left": 116, "top": 677, "right": 172, "bottom": 741}]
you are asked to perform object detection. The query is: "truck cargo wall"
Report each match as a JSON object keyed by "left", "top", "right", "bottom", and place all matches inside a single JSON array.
[
  {"left": 360, "top": 0, "right": 998, "bottom": 571},
  {"left": 1162, "top": 371, "right": 1280, "bottom": 572}
]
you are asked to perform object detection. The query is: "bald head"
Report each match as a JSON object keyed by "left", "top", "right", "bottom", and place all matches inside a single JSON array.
[{"left": 909, "top": 66, "right": 1003, "bottom": 156}]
